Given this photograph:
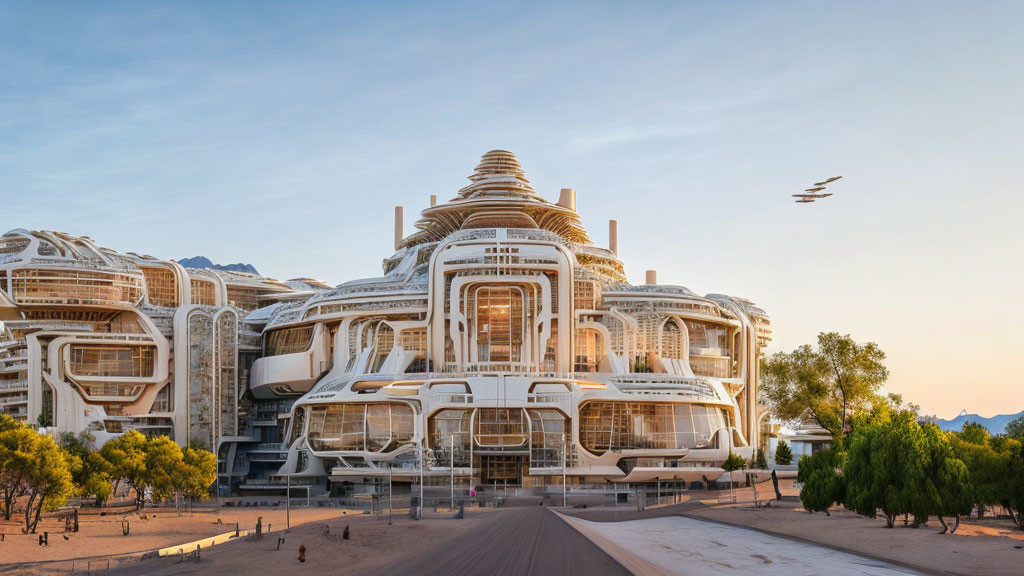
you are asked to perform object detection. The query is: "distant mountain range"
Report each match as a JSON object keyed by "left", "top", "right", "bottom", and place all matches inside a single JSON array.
[
  {"left": 931, "top": 409, "right": 1024, "bottom": 435},
  {"left": 176, "top": 256, "right": 260, "bottom": 277}
]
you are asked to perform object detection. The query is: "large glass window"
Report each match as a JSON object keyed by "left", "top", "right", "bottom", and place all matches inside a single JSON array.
[
  {"left": 528, "top": 409, "right": 568, "bottom": 468},
  {"left": 574, "top": 328, "right": 604, "bottom": 373},
  {"left": 579, "top": 401, "right": 727, "bottom": 455},
  {"left": 190, "top": 278, "right": 217, "bottom": 306},
  {"left": 474, "top": 287, "right": 523, "bottom": 363},
  {"left": 401, "top": 328, "right": 428, "bottom": 372},
  {"left": 265, "top": 326, "right": 314, "bottom": 356},
  {"left": 474, "top": 408, "right": 527, "bottom": 448},
  {"left": 141, "top": 266, "right": 179, "bottom": 307},
  {"left": 69, "top": 346, "right": 154, "bottom": 378},
  {"left": 428, "top": 409, "right": 472, "bottom": 467},
  {"left": 11, "top": 269, "right": 144, "bottom": 306},
  {"left": 306, "top": 402, "right": 413, "bottom": 452},
  {"left": 685, "top": 320, "right": 732, "bottom": 378}
]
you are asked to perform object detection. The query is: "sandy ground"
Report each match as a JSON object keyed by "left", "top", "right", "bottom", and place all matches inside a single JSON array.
[
  {"left": 574, "top": 515, "right": 930, "bottom": 575},
  {"left": 0, "top": 506, "right": 348, "bottom": 574},
  {"left": 689, "top": 504, "right": 1024, "bottom": 576},
  {"left": 103, "top": 507, "right": 499, "bottom": 576},
  {"left": 561, "top": 479, "right": 1023, "bottom": 576}
]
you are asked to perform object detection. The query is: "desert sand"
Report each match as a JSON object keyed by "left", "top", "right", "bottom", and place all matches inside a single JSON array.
[
  {"left": 0, "top": 506, "right": 348, "bottom": 574},
  {"left": 688, "top": 503, "right": 1023, "bottom": 576}
]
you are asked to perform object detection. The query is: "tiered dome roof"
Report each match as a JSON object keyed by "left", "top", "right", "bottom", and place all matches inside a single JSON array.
[
  {"left": 401, "top": 150, "right": 592, "bottom": 247},
  {"left": 455, "top": 150, "right": 540, "bottom": 201}
]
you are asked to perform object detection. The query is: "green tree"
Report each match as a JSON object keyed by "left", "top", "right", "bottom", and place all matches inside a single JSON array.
[
  {"left": 180, "top": 446, "right": 217, "bottom": 501},
  {"left": 797, "top": 447, "right": 845, "bottom": 514},
  {"left": 755, "top": 447, "right": 768, "bottom": 469},
  {"left": 844, "top": 411, "right": 926, "bottom": 528},
  {"left": 760, "top": 332, "right": 889, "bottom": 437},
  {"left": 721, "top": 451, "right": 746, "bottom": 500},
  {"left": 917, "top": 424, "right": 972, "bottom": 533},
  {"left": 1006, "top": 441, "right": 1024, "bottom": 530},
  {"left": 22, "top": 433, "right": 75, "bottom": 533},
  {"left": 1004, "top": 416, "right": 1024, "bottom": 443},
  {"left": 98, "top": 432, "right": 218, "bottom": 509},
  {"left": 950, "top": 433, "right": 1009, "bottom": 519},
  {"left": 58, "top": 432, "right": 113, "bottom": 504},
  {"left": 958, "top": 421, "right": 990, "bottom": 446},
  {"left": 100, "top": 431, "right": 149, "bottom": 508},
  {"left": 774, "top": 440, "right": 793, "bottom": 465},
  {"left": 0, "top": 415, "right": 33, "bottom": 520},
  {"left": 144, "top": 436, "right": 184, "bottom": 503}
]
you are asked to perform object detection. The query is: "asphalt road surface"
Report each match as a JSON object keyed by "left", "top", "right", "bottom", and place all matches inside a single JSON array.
[{"left": 377, "top": 507, "right": 633, "bottom": 576}]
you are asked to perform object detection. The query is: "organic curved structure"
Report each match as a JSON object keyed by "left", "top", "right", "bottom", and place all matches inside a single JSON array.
[{"left": 0, "top": 150, "right": 769, "bottom": 493}]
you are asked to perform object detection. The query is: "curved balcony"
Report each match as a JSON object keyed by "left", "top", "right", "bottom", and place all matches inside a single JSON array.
[
  {"left": 305, "top": 401, "right": 415, "bottom": 456},
  {"left": 250, "top": 324, "right": 328, "bottom": 399},
  {"left": 9, "top": 268, "right": 145, "bottom": 307}
]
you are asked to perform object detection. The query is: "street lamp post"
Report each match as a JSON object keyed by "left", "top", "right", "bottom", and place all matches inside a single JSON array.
[
  {"left": 562, "top": 433, "right": 567, "bottom": 507},
  {"left": 418, "top": 441, "right": 424, "bottom": 520},
  {"left": 454, "top": 430, "right": 458, "bottom": 506}
]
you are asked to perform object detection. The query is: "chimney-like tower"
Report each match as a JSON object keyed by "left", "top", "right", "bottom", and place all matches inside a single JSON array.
[
  {"left": 430, "top": 194, "right": 437, "bottom": 207},
  {"left": 646, "top": 270, "right": 657, "bottom": 285},
  {"left": 394, "top": 206, "right": 404, "bottom": 251},
  {"left": 557, "top": 188, "right": 576, "bottom": 211},
  {"left": 609, "top": 220, "right": 618, "bottom": 256}
]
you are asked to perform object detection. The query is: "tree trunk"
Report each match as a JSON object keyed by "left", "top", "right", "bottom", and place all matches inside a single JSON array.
[
  {"left": 937, "top": 515, "right": 948, "bottom": 534},
  {"left": 885, "top": 514, "right": 895, "bottom": 528},
  {"left": 23, "top": 492, "right": 37, "bottom": 534},
  {"left": 977, "top": 503, "right": 985, "bottom": 519},
  {"left": 2, "top": 487, "right": 12, "bottom": 521},
  {"left": 951, "top": 513, "right": 961, "bottom": 534},
  {"left": 1006, "top": 507, "right": 1022, "bottom": 530},
  {"left": 29, "top": 493, "right": 45, "bottom": 534}
]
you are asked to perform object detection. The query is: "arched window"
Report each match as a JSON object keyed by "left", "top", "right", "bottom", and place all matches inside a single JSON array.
[
  {"left": 574, "top": 328, "right": 605, "bottom": 373},
  {"left": 661, "top": 320, "right": 685, "bottom": 359},
  {"left": 370, "top": 322, "right": 394, "bottom": 373}
]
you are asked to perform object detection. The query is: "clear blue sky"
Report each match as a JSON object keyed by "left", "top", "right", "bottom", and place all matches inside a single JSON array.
[{"left": 2, "top": 1, "right": 1022, "bottom": 418}]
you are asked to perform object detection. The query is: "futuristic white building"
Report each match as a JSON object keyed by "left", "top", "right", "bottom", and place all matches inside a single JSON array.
[
  {"left": 256, "top": 150, "right": 771, "bottom": 492},
  {"left": 1, "top": 150, "right": 769, "bottom": 494},
  {"left": 0, "top": 230, "right": 308, "bottom": 489}
]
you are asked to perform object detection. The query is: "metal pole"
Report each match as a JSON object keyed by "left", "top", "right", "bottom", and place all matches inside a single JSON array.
[
  {"left": 286, "top": 475, "right": 290, "bottom": 529},
  {"left": 450, "top": 434, "right": 455, "bottom": 509},
  {"left": 418, "top": 442, "right": 424, "bottom": 520},
  {"left": 388, "top": 463, "right": 393, "bottom": 526},
  {"left": 562, "top": 433, "right": 567, "bottom": 507}
]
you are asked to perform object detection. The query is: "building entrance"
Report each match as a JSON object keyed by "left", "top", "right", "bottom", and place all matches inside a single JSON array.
[{"left": 478, "top": 455, "right": 524, "bottom": 484}]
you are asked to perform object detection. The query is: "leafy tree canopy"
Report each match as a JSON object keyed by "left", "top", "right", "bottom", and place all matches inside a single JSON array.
[
  {"left": 760, "top": 332, "right": 889, "bottom": 437},
  {"left": 1002, "top": 415, "right": 1023, "bottom": 443}
]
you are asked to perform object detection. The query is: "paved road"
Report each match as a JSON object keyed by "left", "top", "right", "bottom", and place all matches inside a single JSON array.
[
  {"left": 577, "top": 515, "right": 931, "bottom": 576},
  {"left": 377, "top": 507, "right": 632, "bottom": 576}
]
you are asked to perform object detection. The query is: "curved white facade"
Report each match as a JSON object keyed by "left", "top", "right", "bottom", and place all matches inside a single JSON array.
[{"left": 0, "top": 150, "right": 770, "bottom": 491}]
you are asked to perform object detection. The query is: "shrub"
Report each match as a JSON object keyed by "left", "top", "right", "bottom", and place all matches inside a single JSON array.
[
  {"left": 775, "top": 440, "right": 793, "bottom": 465},
  {"left": 755, "top": 447, "right": 768, "bottom": 469},
  {"left": 798, "top": 448, "right": 844, "bottom": 514}
]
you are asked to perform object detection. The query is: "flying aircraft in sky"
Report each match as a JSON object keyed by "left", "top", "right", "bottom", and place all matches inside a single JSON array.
[{"left": 794, "top": 177, "right": 842, "bottom": 203}]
